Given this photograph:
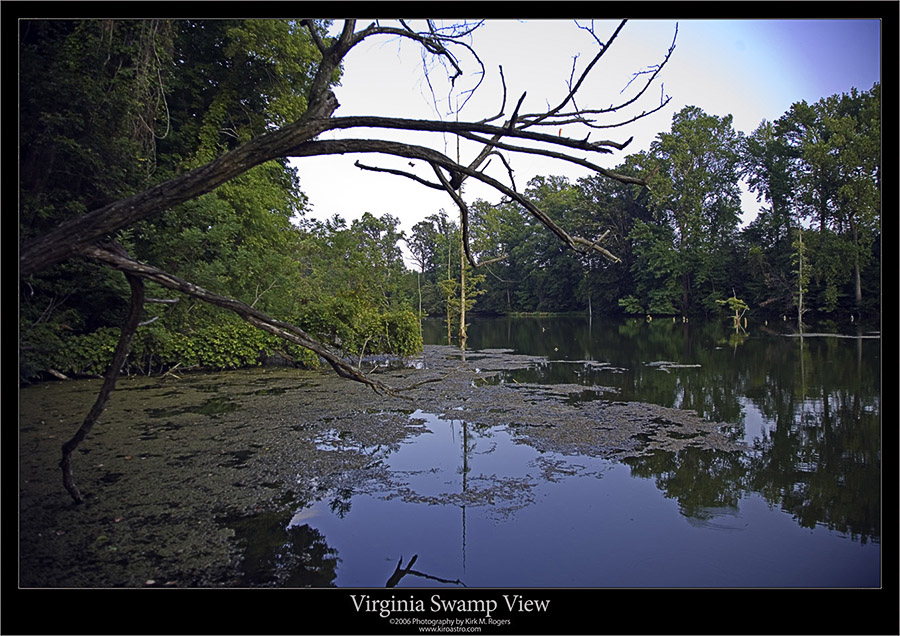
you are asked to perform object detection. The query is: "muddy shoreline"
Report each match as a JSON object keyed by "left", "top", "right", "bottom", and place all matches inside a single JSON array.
[{"left": 19, "top": 345, "right": 744, "bottom": 588}]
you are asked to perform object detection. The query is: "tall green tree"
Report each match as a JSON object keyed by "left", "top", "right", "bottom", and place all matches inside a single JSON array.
[
  {"left": 635, "top": 106, "right": 744, "bottom": 315},
  {"left": 823, "top": 85, "right": 880, "bottom": 313},
  {"left": 741, "top": 84, "right": 880, "bottom": 317},
  {"left": 578, "top": 154, "right": 655, "bottom": 316},
  {"left": 739, "top": 119, "right": 798, "bottom": 314}
]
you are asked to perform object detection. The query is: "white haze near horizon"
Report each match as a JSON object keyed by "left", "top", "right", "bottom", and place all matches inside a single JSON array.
[{"left": 289, "top": 19, "right": 881, "bottom": 263}]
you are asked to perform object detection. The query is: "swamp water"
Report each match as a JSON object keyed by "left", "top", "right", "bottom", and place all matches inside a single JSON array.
[{"left": 18, "top": 317, "right": 881, "bottom": 588}]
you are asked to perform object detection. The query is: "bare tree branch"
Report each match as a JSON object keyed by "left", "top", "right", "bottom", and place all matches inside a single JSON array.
[
  {"left": 60, "top": 247, "right": 145, "bottom": 503},
  {"left": 353, "top": 160, "right": 445, "bottom": 190},
  {"left": 81, "top": 244, "right": 402, "bottom": 395},
  {"left": 521, "top": 19, "right": 627, "bottom": 130},
  {"left": 476, "top": 65, "right": 508, "bottom": 125},
  {"left": 517, "top": 22, "right": 677, "bottom": 131},
  {"left": 454, "top": 130, "right": 643, "bottom": 185},
  {"left": 428, "top": 161, "right": 507, "bottom": 269},
  {"left": 481, "top": 150, "right": 517, "bottom": 190},
  {"left": 323, "top": 115, "right": 633, "bottom": 153},
  {"left": 289, "top": 138, "right": 621, "bottom": 263}
]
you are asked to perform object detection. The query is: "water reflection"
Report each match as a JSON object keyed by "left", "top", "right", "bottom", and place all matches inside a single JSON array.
[
  {"left": 432, "top": 316, "right": 880, "bottom": 546},
  {"left": 385, "top": 554, "right": 466, "bottom": 588},
  {"left": 227, "top": 317, "right": 879, "bottom": 586},
  {"left": 624, "top": 447, "right": 749, "bottom": 521},
  {"left": 225, "top": 510, "right": 339, "bottom": 587}
]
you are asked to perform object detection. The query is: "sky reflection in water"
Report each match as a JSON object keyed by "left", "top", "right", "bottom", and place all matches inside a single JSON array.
[
  {"left": 287, "top": 409, "right": 878, "bottom": 588},
  {"left": 264, "top": 317, "right": 881, "bottom": 588}
]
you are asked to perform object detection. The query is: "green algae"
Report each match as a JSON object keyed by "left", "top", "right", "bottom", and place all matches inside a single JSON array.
[{"left": 19, "top": 346, "right": 745, "bottom": 587}]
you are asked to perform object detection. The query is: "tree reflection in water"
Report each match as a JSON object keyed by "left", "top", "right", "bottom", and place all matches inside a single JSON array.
[
  {"left": 442, "top": 316, "right": 880, "bottom": 545},
  {"left": 225, "top": 510, "right": 339, "bottom": 587}
]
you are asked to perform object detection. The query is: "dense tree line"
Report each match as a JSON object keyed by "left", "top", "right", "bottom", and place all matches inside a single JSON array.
[
  {"left": 409, "top": 87, "right": 881, "bottom": 326},
  {"left": 19, "top": 19, "right": 879, "bottom": 384}
]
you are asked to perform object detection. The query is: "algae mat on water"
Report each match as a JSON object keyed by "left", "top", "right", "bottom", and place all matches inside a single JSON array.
[{"left": 19, "top": 345, "right": 744, "bottom": 587}]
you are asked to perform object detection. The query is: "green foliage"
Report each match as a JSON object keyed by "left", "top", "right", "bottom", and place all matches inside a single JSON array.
[
  {"left": 38, "top": 316, "right": 321, "bottom": 378},
  {"left": 18, "top": 18, "right": 881, "bottom": 384},
  {"left": 618, "top": 296, "right": 645, "bottom": 315},
  {"left": 294, "top": 212, "right": 420, "bottom": 358},
  {"left": 19, "top": 18, "right": 422, "bottom": 382},
  {"left": 716, "top": 294, "right": 749, "bottom": 331},
  {"left": 49, "top": 327, "right": 122, "bottom": 376},
  {"left": 624, "top": 219, "right": 681, "bottom": 315},
  {"left": 382, "top": 310, "right": 425, "bottom": 357}
]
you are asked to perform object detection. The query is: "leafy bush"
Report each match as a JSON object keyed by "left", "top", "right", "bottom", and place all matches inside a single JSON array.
[
  {"left": 26, "top": 316, "right": 321, "bottom": 379},
  {"left": 382, "top": 309, "right": 423, "bottom": 357}
]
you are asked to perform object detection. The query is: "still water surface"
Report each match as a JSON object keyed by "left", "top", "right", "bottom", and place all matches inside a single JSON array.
[{"left": 248, "top": 316, "right": 881, "bottom": 588}]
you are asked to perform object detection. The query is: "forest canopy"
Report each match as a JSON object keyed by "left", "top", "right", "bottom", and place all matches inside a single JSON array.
[{"left": 20, "top": 19, "right": 881, "bottom": 385}]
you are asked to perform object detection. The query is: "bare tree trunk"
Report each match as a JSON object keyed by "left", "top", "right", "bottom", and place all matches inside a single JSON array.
[
  {"left": 60, "top": 262, "right": 145, "bottom": 503},
  {"left": 447, "top": 234, "right": 453, "bottom": 345},
  {"left": 459, "top": 236, "right": 467, "bottom": 347},
  {"left": 797, "top": 227, "right": 805, "bottom": 333},
  {"left": 456, "top": 116, "right": 467, "bottom": 349},
  {"left": 850, "top": 215, "right": 862, "bottom": 312}
]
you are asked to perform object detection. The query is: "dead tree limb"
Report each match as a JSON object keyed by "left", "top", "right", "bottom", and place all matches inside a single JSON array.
[
  {"left": 429, "top": 161, "right": 507, "bottom": 269},
  {"left": 60, "top": 247, "right": 145, "bottom": 503},
  {"left": 290, "top": 138, "right": 622, "bottom": 263},
  {"left": 81, "top": 244, "right": 397, "bottom": 396}
]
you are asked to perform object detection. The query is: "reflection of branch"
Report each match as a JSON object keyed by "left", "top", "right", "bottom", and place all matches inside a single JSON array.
[
  {"left": 386, "top": 554, "right": 466, "bottom": 587},
  {"left": 385, "top": 554, "right": 418, "bottom": 587}
]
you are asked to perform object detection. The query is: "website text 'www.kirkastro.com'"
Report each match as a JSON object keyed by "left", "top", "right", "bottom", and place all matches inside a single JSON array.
[{"left": 390, "top": 616, "right": 512, "bottom": 632}]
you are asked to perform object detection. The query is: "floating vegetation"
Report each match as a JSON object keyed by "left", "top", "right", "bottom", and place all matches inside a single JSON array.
[
  {"left": 646, "top": 360, "right": 703, "bottom": 373},
  {"left": 19, "top": 345, "right": 744, "bottom": 587}
]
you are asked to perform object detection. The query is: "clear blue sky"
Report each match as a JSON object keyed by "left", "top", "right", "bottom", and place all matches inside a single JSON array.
[{"left": 292, "top": 19, "right": 881, "bottom": 236}]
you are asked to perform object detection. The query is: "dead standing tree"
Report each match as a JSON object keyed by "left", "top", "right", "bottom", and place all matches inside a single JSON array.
[{"left": 18, "top": 18, "right": 676, "bottom": 503}]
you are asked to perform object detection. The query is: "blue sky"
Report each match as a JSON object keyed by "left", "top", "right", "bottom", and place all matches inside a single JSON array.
[{"left": 292, "top": 19, "right": 881, "bottom": 237}]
